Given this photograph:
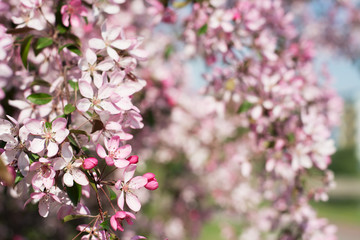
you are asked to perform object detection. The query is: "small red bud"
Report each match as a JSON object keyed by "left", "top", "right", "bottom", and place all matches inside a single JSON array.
[
  {"left": 83, "top": 157, "right": 98, "bottom": 170},
  {"left": 127, "top": 155, "right": 139, "bottom": 164}
]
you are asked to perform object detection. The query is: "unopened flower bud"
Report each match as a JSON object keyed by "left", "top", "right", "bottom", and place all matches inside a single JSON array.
[
  {"left": 127, "top": 155, "right": 139, "bottom": 164},
  {"left": 143, "top": 172, "right": 158, "bottom": 190},
  {"left": 83, "top": 157, "right": 98, "bottom": 170}
]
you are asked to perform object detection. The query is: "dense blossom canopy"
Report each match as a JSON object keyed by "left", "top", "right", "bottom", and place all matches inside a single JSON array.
[{"left": 0, "top": 0, "right": 347, "bottom": 239}]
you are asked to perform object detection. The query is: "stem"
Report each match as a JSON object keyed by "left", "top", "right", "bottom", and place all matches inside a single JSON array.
[
  {"left": 100, "top": 187, "right": 118, "bottom": 213},
  {"left": 71, "top": 216, "right": 97, "bottom": 240}
]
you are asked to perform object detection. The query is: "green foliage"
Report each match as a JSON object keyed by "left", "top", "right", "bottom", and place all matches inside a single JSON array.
[
  {"left": 66, "top": 182, "right": 82, "bottom": 206},
  {"left": 107, "top": 186, "right": 117, "bottom": 201},
  {"left": 99, "top": 219, "right": 111, "bottom": 231},
  {"left": 237, "top": 101, "right": 253, "bottom": 113},
  {"left": 330, "top": 147, "right": 359, "bottom": 176},
  {"left": 20, "top": 35, "right": 33, "bottom": 68},
  {"left": 64, "top": 104, "right": 76, "bottom": 114},
  {"left": 59, "top": 43, "right": 82, "bottom": 56},
  {"left": 35, "top": 37, "right": 53, "bottom": 50},
  {"left": 27, "top": 93, "right": 53, "bottom": 105},
  {"left": 197, "top": 23, "right": 208, "bottom": 35},
  {"left": 30, "top": 79, "right": 51, "bottom": 87}
]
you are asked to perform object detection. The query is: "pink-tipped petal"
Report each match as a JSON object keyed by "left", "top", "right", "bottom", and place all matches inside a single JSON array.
[
  {"left": 114, "top": 159, "right": 130, "bottom": 169},
  {"left": 128, "top": 176, "right": 147, "bottom": 189},
  {"left": 115, "top": 144, "right": 132, "bottom": 159},
  {"left": 126, "top": 192, "right": 141, "bottom": 212},
  {"left": 123, "top": 164, "right": 136, "bottom": 183},
  {"left": 47, "top": 141, "right": 59, "bottom": 157},
  {"left": 117, "top": 190, "right": 125, "bottom": 210},
  {"left": 96, "top": 144, "right": 107, "bottom": 158},
  {"left": 89, "top": 38, "right": 106, "bottom": 49}
]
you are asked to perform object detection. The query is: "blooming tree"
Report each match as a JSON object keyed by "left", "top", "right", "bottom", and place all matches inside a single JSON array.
[{"left": 0, "top": 0, "right": 345, "bottom": 239}]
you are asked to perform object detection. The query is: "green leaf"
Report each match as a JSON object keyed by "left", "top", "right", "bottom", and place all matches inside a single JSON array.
[
  {"left": 63, "top": 214, "right": 89, "bottom": 222},
  {"left": 69, "top": 80, "right": 79, "bottom": 91},
  {"left": 45, "top": 121, "right": 51, "bottom": 130},
  {"left": 59, "top": 43, "right": 82, "bottom": 56},
  {"left": 66, "top": 182, "right": 82, "bottom": 206},
  {"left": 28, "top": 153, "right": 39, "bottom": 163},
  {"left": 14, "top": 171, "right": 24, "bottom": 185},
  {"left": 237, "top": 101, "right": 253, "bottom": 113},
  {"left": 36, "top": 37, "right": 53, "bottom": 50},
  {"left": 64, "top": 104, "right": 76, "bottom": 115},
  {"left": 27, "top": 93, "right": 52, "bottom": 105},
  {"left": 57, "top": 24, "right": 67, "bottom": 34},
  {"left": 20, "top": 35, "right": 33, "bottom": 68},
  {"left": 67, "top": 135, "right": 79, "bottom": 148},
  {"left": 107, "top": 186, "right": 117, "bottom": 200},
  {"left": 197, "top": 24, "right": 208, "bottom": 35},
  {"left": 30, "top": 79, "right": 51, "bottom": 87},
  {"left": 164, "top": 45, "right": 174, "bottom": 59},
  {"left": 99, "top": 219, "right": 111, "bottom": 231}
]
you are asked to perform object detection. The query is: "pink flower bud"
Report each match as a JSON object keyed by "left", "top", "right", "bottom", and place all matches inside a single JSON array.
[
  {"left": 127, "top": 155, "right": 139, "bottom": 164},
  {"left": 143, "top": 172, "right": 158, "bottom": 190},
  {"left": 83, "top": 157, "right": 98, "bottom": 170}
]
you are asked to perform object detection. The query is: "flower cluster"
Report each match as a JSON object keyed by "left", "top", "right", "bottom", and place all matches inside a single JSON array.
[{"left": 0, "top": 0, "right": 158, "bottom": 239}]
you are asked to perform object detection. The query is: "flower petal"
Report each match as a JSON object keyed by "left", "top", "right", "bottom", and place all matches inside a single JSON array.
[
  {"left": 79, "top": 81, "right": 94, "bottom": 99},
  {"left": 72, "top": 168, "right": 89, "bottom": 186},
  {"left": 52, "top": 118, "right": 67, "bottom": 132},
  {"left": 123, "top": 164, "right": 136, "bottom": 183},
  {"left": 96, "top": 144, "right": 107, "bottom": 158},
  {"left": 128, "top": 176, "right": 147, "bottom": 189},
  {"left": 111, "top": 39, "right": 132, "bottom": 50},
  {"left": 63, "top": 172, "right": 74, "bottom": 187},
  {"left": 126, "top": 192, "right": 141, "bottom": 212},
  {"left": 89, "top": 38, "right": 106, "bottom": 49},
  {"left": 47, "top": 141, "right": 59, "bottom": 157},
  {"left": 76, "top": 98, "right": 92, "bottom": 112},
  {"left": 117, "top": 190, "right": 125, "bottom": 210}
]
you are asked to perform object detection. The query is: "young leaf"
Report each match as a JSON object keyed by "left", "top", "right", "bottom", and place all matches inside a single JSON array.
[
  {"left": 27, "top": 93, "right": 52, "bottom": 105},
  {"left": 63, "top": 214, "right": 89, "bottom": 222},
  {"left": 100, "top": 219, "right": 111, "bottom": 231},
  {"left": 20, "top": 35, "right": 33, "bottom": 68},
  {"left": 107, "top": 186, "right": 117, "bottom": 200},
  {"left": 64, "top": 104, "right": 76, "bottom": 114},
  {"left": 237, "top": 101, "right": 253, "bottom": 113},
  {"left": 14, "top": 171, "right": 24, "bottom": 185},
  {"left": 59, "top": 43, "right": 82, "bottom": 56},
  {"left": 36, "top": 37, "right": 53, "bottom": 50},
  {"left": 66, "top": 182, "right": 82, "bottom": 206},
  {"left": 30, "top": 79, "right": 51, "bottom": 87},
  {"left": 197, "top": 24, "right": 208, "bottom": 35},
  {"left": 69, "top": 80, "right": 79, "bottom": 91},
  {"left": 45, "top": 121, "right": 52, "bottom": 130}
]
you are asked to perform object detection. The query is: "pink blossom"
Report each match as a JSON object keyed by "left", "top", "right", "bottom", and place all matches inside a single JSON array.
[
  {"left": 96, "top": 136, "right": 132, "bottom": 168},
  {"left": 52, "top": 143, "right": 89, "bottom": 187},
  {"left": 115, "top": 164, "right": 147, "bottom": 212},
  {"left": 61, "top": 0, "right": 88, "bottom": 27},
  {"left": 76, "top": 80, "right": 117, "bottom": 113},
  {"left": 24, "top": 190, "right": 61, "bottom": 217},
  {"left": 25, "top": 118, "right": 69, "bottom": 157},
  {"left": 78, "top": 49, "right": 114, "bottom": 88},
  {"left": 110, "top": 210, "right": 136, "bottom": 232},
  {"left": 88, "top": 22, "right": 132, "bottom": 61},
  {"left": 29, "top": 157, "right": 56, "bottom": 190}
]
